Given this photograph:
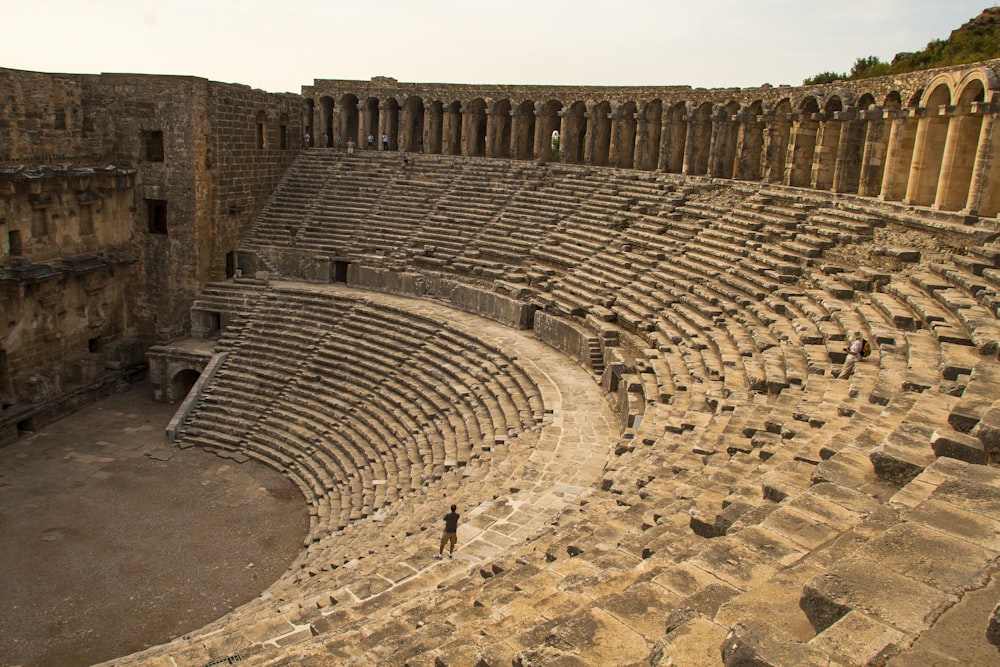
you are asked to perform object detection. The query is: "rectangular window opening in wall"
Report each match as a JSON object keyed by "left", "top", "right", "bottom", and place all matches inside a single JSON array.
[
  {"left": 279, "top": 125, "right": 288, "bottom": 150},
  {"left": 146, "top": 199, "right": 168, "bottom": 235},
  {"left": 256, "top": 123, "right": 265, "bottom": 149},
  {"left": 144, "top": 130, "right": 164, "bottom": 161},
  {"left": 8, "top": 230, "right": 22, "bottom": 255},
  {"left": 88, "top": 337, "right": 103, "bottom": 353}
]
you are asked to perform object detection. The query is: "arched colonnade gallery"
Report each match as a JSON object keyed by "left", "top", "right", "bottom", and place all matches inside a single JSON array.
[{"left": 305, "top": 63, "right": 1000, "bottom": 217}]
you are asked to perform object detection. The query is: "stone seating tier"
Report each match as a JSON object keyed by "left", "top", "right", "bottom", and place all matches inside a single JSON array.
[{"left": 111, "top": 153, "right": 1000, "bottom": 666}]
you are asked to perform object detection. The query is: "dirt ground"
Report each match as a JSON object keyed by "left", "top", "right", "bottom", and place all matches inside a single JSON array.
[{"left": 0, "top": 382, "right": 308, "bottom": 667}]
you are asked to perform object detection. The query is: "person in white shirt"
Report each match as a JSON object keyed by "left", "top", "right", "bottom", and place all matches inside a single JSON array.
[{"left": 839, "top": 331, "right": 865, "bottom": 379}]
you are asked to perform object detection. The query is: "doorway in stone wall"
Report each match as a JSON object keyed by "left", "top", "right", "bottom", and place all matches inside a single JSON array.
[
  {"left": 169, "top": 368, "right": 201, "bottom": 403},
  {"left": 333, "top": 261, "right": 349, "bottom": 283}
]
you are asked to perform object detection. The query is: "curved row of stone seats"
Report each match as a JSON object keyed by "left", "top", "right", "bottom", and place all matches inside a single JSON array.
[{"left": 178, "top": 282, "right": 545, "bottom": 554}]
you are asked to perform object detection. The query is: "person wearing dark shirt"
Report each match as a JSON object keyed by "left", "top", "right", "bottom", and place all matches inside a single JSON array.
[{"left": 435, "top": 504, "right": 460, "bottom": 559}]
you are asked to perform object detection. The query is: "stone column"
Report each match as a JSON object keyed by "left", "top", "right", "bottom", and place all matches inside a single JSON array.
[
  {"left": 857, "top": 106, "right": 887, "bottom": 197},
  {"left": 964, "top": 105, "right": 998, "bottom": 216},
  {"left": 879, "top": 110, "right": 916, "bottom": 201},
  {"left": 682, "top": 105, "right": 701, "bottom": 175},
  {"left": 485, "top": 104, "right": 498, "bottom": 158},
  {"left": 584, "top": 109, "right": 597, "bottom": 164}
]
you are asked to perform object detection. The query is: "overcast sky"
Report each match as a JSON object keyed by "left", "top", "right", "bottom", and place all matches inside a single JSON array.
[{"left": 2, "top": 1, "right": 995, "bottom": 93}]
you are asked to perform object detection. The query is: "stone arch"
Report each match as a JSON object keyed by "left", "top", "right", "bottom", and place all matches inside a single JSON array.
[
  {"left": 382, "top": 98, "right": 400, "bottom": 150},
  {"left": 904, "top": 81, "right": 952, "bottom": 205},
  {"left": 490, "top": 99, "right": 512, "bottom": 158},
  {"left": 637, "top": 99, "right": 662, "bottom": 171},
  {"left": 735, "top": 100, "right": 765, "bottom": 181},
  {"left": 712, "top": 100, "right": 740, "bottom": 179},
  {"left": 445, "top": 101, "right": 463, "bottom": 155},
  {"left": 169, "top": 368, "right": 200, "bottom": 404},
  {"left": 857, "top": 93, "right": 876, "bottom": 110},
  {"left": 764, "top": 98, "right": 792, "bottom": 183},
  {"left": 319, "top": 96, "right": 334, "bottom": 146},
  {"left": 466, "top": 98, "right": 487, "bottom": 156},
  {"left": 812, "top": 96, "right": 844, "bottom": 190},
  {"left": 591, "top": 101, "right": 612, "bottom": 167},
  {"left": 304, "top": 98, "right": 315, "bottom": 146},
  {"left": 685, "top": 101, "right": 713, "bottom": 175},
  {"left": 562, "top": 101, "right": 587, "bottom": 164},
  {"left": 402, "top": 96, "right": 424, "bottom": 152},
  {"left": 536, "top": 100, "right": 562, "bottom": 161},
  {"left": 513, "top": 100, "right": 536, "bottom": 160},
  {"left": 663, "top": 101, "right": 687, "bottom": 173},
  {"left": 339, "top": 94, "right": 359, "bottom": 147},
  {"left": 613, "top": 101, "right": 638, "bottom": 168},
  {"left": 364, "top": 97, "right": 380, "bottom": 147},
  {"left": 883, "top": 91, "right": 902, "bottom": 110},
  {"left": 785, "top": 96, "right": 820, "bottom": 186}
]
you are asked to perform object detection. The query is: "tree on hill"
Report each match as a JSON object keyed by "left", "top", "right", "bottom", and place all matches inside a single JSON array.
[{"left": 803, "top": 6, "right": 1000, "bottom": 85}]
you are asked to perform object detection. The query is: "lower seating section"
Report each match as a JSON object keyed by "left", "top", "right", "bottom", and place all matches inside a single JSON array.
[{"left": 108, "top": 154, "right": 1000, "bottom": 666}]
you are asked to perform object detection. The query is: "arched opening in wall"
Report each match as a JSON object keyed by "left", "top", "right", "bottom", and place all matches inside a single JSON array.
[
  {"left": 592, "top": 101, "right": 612, "bottom": 166},
  {"left": 764, "top": 98, "right": 791, "bottom": 182},
  {"left": 427, "top": 101, "right": 444, "bottom": 154},
  {"left": 255, "top": 110, "right": 267, "bottom": 150},
  {"left": 879, "top": 90, "right": 917, "bottom": 201},
  {"left": 812, "top": 96, "right": 843, "bottom": 190},
  {"left": 563, "top": 101, "right": 587, "bottom": 164},
  {"left": 539, "top": 100, "right": 562, "bottom": 161},
  {"left": 383, "top": 98, "right": 400, "bottom": 150},
  {"left": 614, "top": 101, "right": 638, "bottom": 168},
  {"left": 492, "top": 99, "right": 512, "bottom": 158},
  {"left": 339, "top": 94, "right": 360, "bottom": 147},
  {"left": 715, "top": 100, "right": 740, "bottom": 179},
  {"left": 468, "top": 98, "right": 487, "bottom": 156},
  {"left": 169, "top": 368, "right": 201, "bottom": 404},
  {"left": 304, "top": 99, "right": 314, "bottom": 146},
  {"left": 513, "top": 100, "right": 536, "bottom": 160},
  {"left": 737, "top": 100, "right": 764, "bottom": 181},
  {"left": 320, "top": 96, "right": 334, "bottom": 146},
  {"left": 687, "top": 102, "right": 712, "bottom": 175},
  {"left": 906, "top": 82, "right": 952, "bottom": 206},
  {"left": 402, "top": 96, "right": 425, "bottom": 152},
  {"left": 837, "top": 93, "right": 873, "bottom": 193},
  {"left": 639, "top": 100, "right": 662, "bottom": 171},
  {"left": 664, "top": 101, "right": 686, "bottom": 173},
  {"left": 937, "top": 77, "right": 986, "bottom": 211},
  {"left": 365, "top": 98, "right": 380, "bottom": 149},
  {"left": 787, "top": 96, "right": 819, "bottom": 187},
  {"left": 445, "top": 101, "right": 463, "bottom": 155},
  {"left": 278, "top": 113, "right": 289, "bottom": 150}
]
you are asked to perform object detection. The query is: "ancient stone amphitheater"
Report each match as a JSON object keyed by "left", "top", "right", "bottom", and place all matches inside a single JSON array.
[{"left": 3, "top": 59, "right": 1000, "bottom": 666}]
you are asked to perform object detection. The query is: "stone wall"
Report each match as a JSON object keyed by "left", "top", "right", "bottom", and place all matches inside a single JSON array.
[{"left": 0, "top": 67, "right": 305, "bottom": 442}]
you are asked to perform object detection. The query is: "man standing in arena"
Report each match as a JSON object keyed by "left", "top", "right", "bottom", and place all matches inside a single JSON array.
[{"left": 434, "top": 505, "right": 460, "bottom": 559}]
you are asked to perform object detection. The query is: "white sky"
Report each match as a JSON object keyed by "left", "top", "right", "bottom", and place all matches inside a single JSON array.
[{"left": 1, "top": 1, "right": 995, "bottom": 93}]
